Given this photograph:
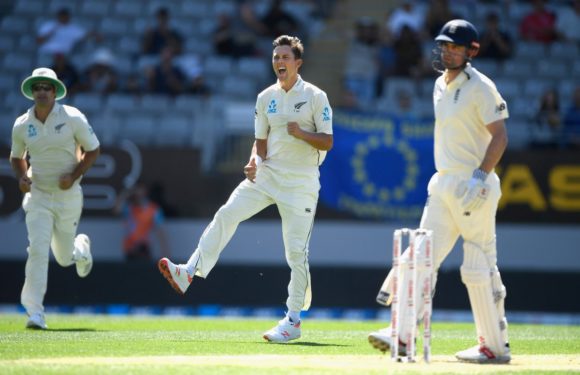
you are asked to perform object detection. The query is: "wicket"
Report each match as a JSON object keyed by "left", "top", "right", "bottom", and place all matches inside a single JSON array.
[{"left": 390, "top": 228, "right": 433, "bottom": 363}]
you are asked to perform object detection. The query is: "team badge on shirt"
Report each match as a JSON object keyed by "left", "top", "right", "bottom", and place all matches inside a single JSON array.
[
  {"left": 495, "top": 102, "right": 506, "bottom": 113},
  {"left": 27, "top": 124, "right": 37, "bottom": 138},
  {"left": 54, "top": 123, "right": 66, "bottom": 134},
  {"left": 322, "top": 107, "right": 331, "bottom": 121},
  {"left": 267, "top": 100, "right": 277, "bottom": 114},
  {"left": 294, "top": 101, "right": 307, "bottom": 112}
]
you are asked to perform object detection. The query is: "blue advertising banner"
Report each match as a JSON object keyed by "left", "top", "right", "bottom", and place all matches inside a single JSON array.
[{"left": 320, "top": 110, "right": 435, "bottom": 221}]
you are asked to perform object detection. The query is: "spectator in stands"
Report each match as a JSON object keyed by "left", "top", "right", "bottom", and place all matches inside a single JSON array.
[
  {"left": 519, "top": 0, "right": 557, "bottom": 44},
  {"left": 146, "top": 46, "right": 187, "bottom": 96},
  {"left": 479, "top": 12, "right": 513, "bottom": 61},
  {"left": 344, "top": 17, "right": 381, "bottom": 107},
  {"left": 393, "top": 25, "right": 424, "bottom": 78},
  {"left": 36, "top": 7, "right": 97, "bottom": 55},
  {"left": 386, "top": 0, "right": 425, "bottom": 38},
  {"left": 142, "top": 7, "right": 184, "bottom": 56},
  {"left": 533, "top": 88, "right": 561, "bottom": 146},
  {"left": 259, "top": 0, "right": 300, "bottom": 39},
  {"left": 562, "top": 86, "right": 580, "bottom": 147},
  {"left": 114, "top": 182, "right": 170, "bottom": 261},
  {"left": 78, "top": 48, "right": 119, "bottom": 95},
  {"left": 212, "top": 7, "right": 260, "bottom": 58},
  {"left": 424, "top": 0, "right": 455, "bottom": 38},
  {"left": 50, "top": 53, "right": 80, "bottom": 96},
  {"left": 556, "top": 0, "right": 580, "bottom": 44}
]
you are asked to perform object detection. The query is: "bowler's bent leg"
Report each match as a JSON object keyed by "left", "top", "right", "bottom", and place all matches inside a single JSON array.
[{"left": 187, "top": 181, "right": 273, "bottom": 277}]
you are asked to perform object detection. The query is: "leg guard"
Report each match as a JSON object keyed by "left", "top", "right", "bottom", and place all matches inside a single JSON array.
[{"left": 461, "top": 241, "right": 508, "bottom": 355}]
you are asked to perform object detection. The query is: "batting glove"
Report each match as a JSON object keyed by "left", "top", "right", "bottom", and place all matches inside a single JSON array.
[{"left": 455, "top": 169, "right": 490, "bottom": 213}]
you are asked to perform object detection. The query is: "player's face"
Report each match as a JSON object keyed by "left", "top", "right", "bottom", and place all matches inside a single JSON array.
[
  {"left": 272, "top": 45, "right": 302, "bottom": 83},
  {"left": 439, "top": 42, "right": 468, "bottom": 70},
  {"left": 31, "top": 81, "right": 56, "bottom": 106}
]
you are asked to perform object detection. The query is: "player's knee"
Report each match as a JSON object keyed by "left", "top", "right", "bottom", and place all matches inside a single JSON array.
[
  {"left": 26, "top": 245, "right": 49, "bottom": 262},
  {"left": 286, "top": 247, "right": 308, "bottom": 266}
]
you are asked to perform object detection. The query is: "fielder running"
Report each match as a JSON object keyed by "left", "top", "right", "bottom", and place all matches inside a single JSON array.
[
  {"left": 10, "top": 67, "right": 100, "bottom": 329},
  {"left": 368, "top": 20, "right": 511, "bottom": 363},
  {"left": 158, "top": 35, "right": 333, "bottom": 342}
]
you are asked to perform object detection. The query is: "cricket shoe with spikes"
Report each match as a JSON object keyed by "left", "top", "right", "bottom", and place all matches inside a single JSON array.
[
  {"left": 74, "top": 234, "right": 92, "bottom": 278},
  {"left": 368, "top": 326, "right": 417, "bottom": 357},
  {"left": 263, "top": 317, "right": 301, "bottom": 343},
  {"left": 26, "top": 313, "right": 47, "bottom": 330},
  {"left": 158, "top": 258, "right": 193, "bottom": 295},
  {"left": 455, "top": 344, "right": 511, "bottom": 364}
]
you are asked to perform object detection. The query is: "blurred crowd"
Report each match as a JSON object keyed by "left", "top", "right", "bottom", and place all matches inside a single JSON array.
[
  {"left": 340, "top": 0, "right": 580, "bottom": 149},
  {"left": 37, "top": 0, "right": 323, "bottom": 98},
  {"left": 6, "top": 0, "right": 580, "bottom": 150}
]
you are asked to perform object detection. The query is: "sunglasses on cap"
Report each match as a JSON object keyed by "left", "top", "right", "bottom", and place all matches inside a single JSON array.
[{"left": 32, "top": 84, "right": 55, "bottom": 92}]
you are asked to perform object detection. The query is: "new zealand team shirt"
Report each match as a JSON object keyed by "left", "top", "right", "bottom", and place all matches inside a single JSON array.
[
  {"left": 10, "top": 103, "right": 100, "bottom": 192},
  {"left": 432, "top": 63, "right": 509, "bottom": 174},
  {"left": 255, "top": 75, "right": 333, "bottom": 174}
]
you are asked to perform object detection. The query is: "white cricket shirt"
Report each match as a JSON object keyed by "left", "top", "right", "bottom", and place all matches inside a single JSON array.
[
  {"left": 432, "top": 63, "right": 509, "bottom": 174},
  {"left": 255, "top": 75, "right": 333, "bottom": 174},
  {"left": 11, "top": 103, "right": 100, "bottom": 192}
]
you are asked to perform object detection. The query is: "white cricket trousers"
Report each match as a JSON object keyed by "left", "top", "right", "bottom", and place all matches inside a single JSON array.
[
  {"left": 21, "top": 186, "right": 84, "bottom": 316},
  {"left": 188, "top": 165, "right": 320, "bottom": 312}
]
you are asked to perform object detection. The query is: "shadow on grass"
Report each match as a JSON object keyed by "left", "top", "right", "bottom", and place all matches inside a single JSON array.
[
  {"left": 284, "top": 342, "right": 350, "bottom": 347},
  {"left": 42, "top": 328, "right": 101, "bottom": 332}
]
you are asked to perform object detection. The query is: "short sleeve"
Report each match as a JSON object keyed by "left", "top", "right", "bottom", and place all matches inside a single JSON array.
[
  {"left": 477, "top": 84, "right": 509, "bottom": 126},
  {"left": 254, "top": 95, "right": 269, "bottom": 139},
  {"left": 10, "top": 120, "right": 26, "bottom": 159},
  {"left": 71, "top": 111, "right": 100, "bottom": 151},
  {"left": 313, "top": 91, "right": 333, "bottom": 134}
]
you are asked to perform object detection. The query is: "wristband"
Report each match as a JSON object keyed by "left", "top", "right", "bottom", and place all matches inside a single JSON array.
[{"left": 472, "top": 168, "right": 488, "bottom": 181}]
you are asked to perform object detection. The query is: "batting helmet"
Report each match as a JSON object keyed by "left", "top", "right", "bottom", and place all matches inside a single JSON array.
[{"left": 435, "top": 19, "right": 480, "bottom": 52}]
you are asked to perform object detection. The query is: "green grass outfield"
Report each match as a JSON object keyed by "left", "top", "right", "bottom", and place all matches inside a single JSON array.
[{"left": 1, "top": 314, "right": 579, "bottom": 374}]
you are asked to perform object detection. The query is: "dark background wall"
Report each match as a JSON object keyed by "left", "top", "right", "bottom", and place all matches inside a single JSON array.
[{"left": 1, "top": 261, "right": 578, "bottom": 313}]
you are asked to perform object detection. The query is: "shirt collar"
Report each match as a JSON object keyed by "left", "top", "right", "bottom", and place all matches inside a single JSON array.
[
  {"left": 445, "top": 63, "right": 472, "bottom": 89},
  {"left": 28, "top": 102, "right": 61, "bottom": 120},
  {"left": 277, "top": 75, "right": 304, "bottom": 93}
]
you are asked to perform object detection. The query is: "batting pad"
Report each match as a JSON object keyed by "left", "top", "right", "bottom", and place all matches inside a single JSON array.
[{"left": 461, "top": 241, "right": 507, "bottom": 355}]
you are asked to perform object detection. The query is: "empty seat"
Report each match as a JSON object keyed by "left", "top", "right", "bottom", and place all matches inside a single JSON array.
[
  {"left": 90, "top": 115, "right": 120, "bottom": 146},
  {"left": 494, "top": 78, "right": 521, "bottom": 101},
  {"left": 536, "top": 60, "right": 567, "bottom": 79},
  {"left": 514, "top": 41, "right": 546, "bottom": 59},
  {"left": 0, "top": 35, "right": 15, "bottom": 52},
  {"left": 138, "top": 94, "right": 171, "bottom": 113},
  {"left": 13, "top": 0, "right": 45, "bottom": 15},
  {"left": 237, "top": 57, "right": 269, "bottom": 81},
  {"left": 72, "top": 93, "right": 103, "bottom": 113},
  {"left": 105, "top": 93, "right": 138, "bottom": 113},
  {"left": 100, "top": 18, "right": 130, "bottom": 36},
  {"left": 79, "top": 0, "right": 110, "bottom": 16},
  {"left": 204, "top": 56, "right": 234, "bottom": 77},
  {"left": 473, "top": 59, "right": 500, "bottom": 77},
  {"left": 501, "top": 60, "right": 533, "bottom": 79},
  {"left": 3, "top": 52, "right": 34, "bottom": 73},
  {"left": 113, "top": 1, "right": 142, "bottom": 17},
  {"left": 155, "top": 116, "right": 192, "bottom": 146},
  {"left": 522, "top": 79, "right": 555, "bottom": 100},
  {"left": 118, "top": 116, "right": 155, "bottom": 145},
  {"left": 180, "top": 2, "right": 211, "bottom": 18},
  {"left": 222, "top": 76, "right": 257, "bottom": 99},
  {"left": 0, "top": 16, "right": 29, "bottom": 33},
  {"left": 223, "top": 101, "right": 255, "bottom": 134},
  {"left": 549, "top": 42, "right": 579, "bottom": 60}
]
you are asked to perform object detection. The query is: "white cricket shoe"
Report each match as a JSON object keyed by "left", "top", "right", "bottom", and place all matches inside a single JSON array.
[
  {"left": 368, "top": 326, "right": 413, "bottom": 356},
  {"left": 263, "top": 317, "right": 301, "bottom": 343},
  {"left": 158, "top": 258, "right": 193, "bottom": 295},
  {"left": 455, "top": 344, "right": 511, "bottom": 364},
  {"left": 74, "top": 234, "right": 93, "bottom": 278},
  {"left": 26, "top": 313, "right": 47, "bottom": 330}
]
